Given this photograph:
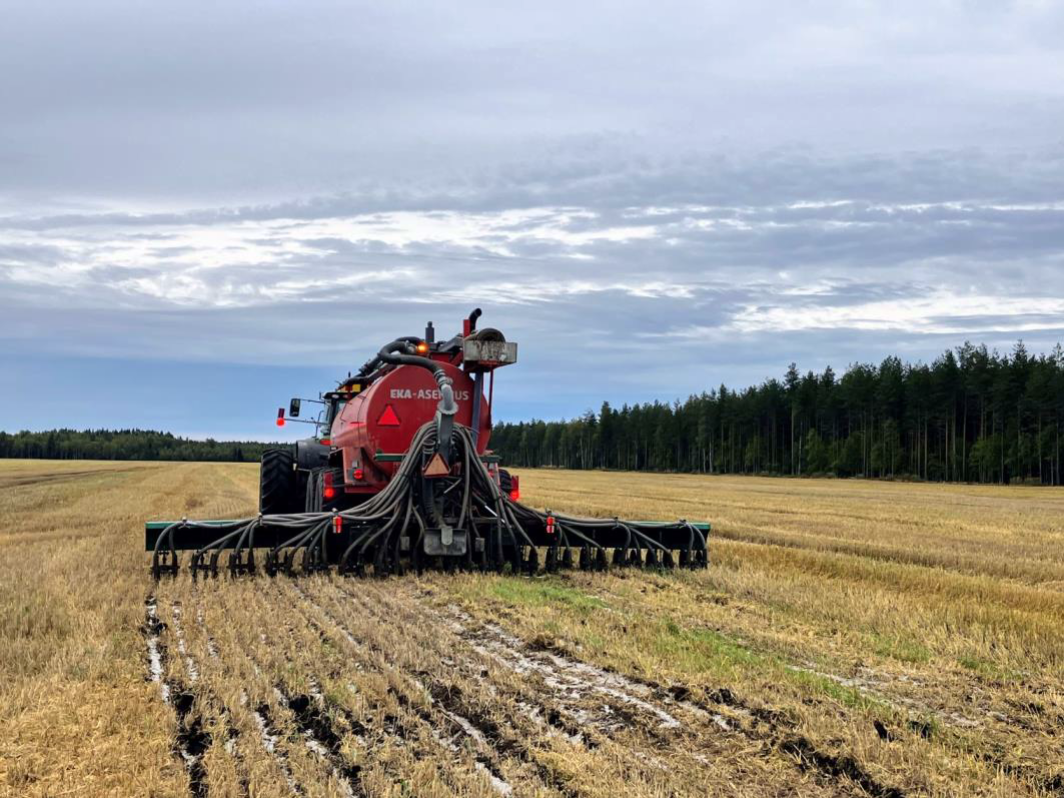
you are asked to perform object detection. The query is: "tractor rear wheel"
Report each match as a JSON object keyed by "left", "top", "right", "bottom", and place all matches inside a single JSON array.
[{"left": 260, "top": 448, "right": 298, "bottom": 515}]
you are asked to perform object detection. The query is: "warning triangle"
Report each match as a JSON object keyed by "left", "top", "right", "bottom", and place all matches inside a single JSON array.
[
  {"left": 377, "top": 404, "right": 401, "bottom": 427},
  {"left": 423, "top": 452, "right": 450, "bottom": 478}
]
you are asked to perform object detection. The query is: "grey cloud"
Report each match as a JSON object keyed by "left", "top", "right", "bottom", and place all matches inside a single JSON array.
[
  {"left": 5, "top": 146, "right": 1064, "bottom": 237},
  {"left": 0, "top": 242, "right": 70, "bottom": 264}
]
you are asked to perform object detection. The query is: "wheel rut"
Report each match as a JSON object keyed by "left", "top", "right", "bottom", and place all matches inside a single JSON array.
[
  {"left": 415, "top": 592, "right": 907, "bottom": 798},
  {"left": 143, "top": 596, "right": 212, "bottom": 798},
  {"left": 324, "top": 581, "right": 756, "bottom": 796},
  {"left": 284, "top": 580, "right": 545, "bottom": 798},
  {"left": 447, "top": 603, "right": 908, "bottom": 798},
  {"left": 190, "top": 601, "right": 302, "bottom": 796},
  {"left": 156, "top": 577, "right": 907, "bottom": 797}
]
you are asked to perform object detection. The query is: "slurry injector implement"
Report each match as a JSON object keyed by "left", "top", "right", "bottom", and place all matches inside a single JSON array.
[{"left": 147, "top": 310, "right": 709, "bottom": 577}]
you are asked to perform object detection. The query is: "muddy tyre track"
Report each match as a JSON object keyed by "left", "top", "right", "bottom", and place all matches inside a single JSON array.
[
  {"left": 150, "top": 576, "right": 905, "bottom": 798},
  {"left": 189, "top": 600, "right": 308, "bottom": 796},
  {"left": 449, "top": 603, "right": 908, "bottom": 798},
  {"left": 358, "top": 584, "right": 904, "bottom": 798},
  {"left": 323, "top": 580, "right": 857, "bottom": 798},
  {"left": 281, "top": 580, "right": 535, "bottom": 798},
  {"left": 143, "top": 596, "right": 212, "bottom": 798}
]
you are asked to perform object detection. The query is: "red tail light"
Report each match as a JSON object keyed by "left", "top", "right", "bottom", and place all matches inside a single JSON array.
[
  {"left": 323, "top": 471, "right": 335, "bottom": 500},
  {"left": 546, "top": 514, "right": 555, "bottom": 535},
  {"left": 509, "top": 475, "right": 520, "bottom": 502},
  {"left": 276, "top": 408, "right": 286, "bottom": 427},
  {"left": 333, "top": 515, "right": 343, "bottom": 534},
  {"left": 353, "top": 468, "right": 364, "bottom": 481}
]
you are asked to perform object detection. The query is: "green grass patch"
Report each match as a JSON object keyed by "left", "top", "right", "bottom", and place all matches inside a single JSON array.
[
  {"left": 489, "top": 578, "right": 607, "bottom": 614},
  {"left": 784, "top": 668, "right": 887, "bottom": 712},
  {"left": 652, "top": 617, "right": 764, "bottom": 677},
  {"left": 957, "top": 654, "right": 1021, "bottom": 681},
  {"left": 870, "top": 632, "right": 932, "bottom": 664}
]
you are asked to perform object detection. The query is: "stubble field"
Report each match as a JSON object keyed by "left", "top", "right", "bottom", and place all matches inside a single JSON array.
[{"left": 1, "top": 460, "right": 1062, "bottom": 798}]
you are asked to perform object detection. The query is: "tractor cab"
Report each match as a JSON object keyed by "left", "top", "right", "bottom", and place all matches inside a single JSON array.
[
  {"left": 323, "top": 379, "right": 364, "bottom": 429},
  {"left": 281, "top": 382, "right": 363, "bottom": 441}
]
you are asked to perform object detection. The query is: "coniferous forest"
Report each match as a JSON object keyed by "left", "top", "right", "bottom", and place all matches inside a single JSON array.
[
  {"left": 0, "top": 429, "right": 270, "bottom": 462},
  {"left": 6, "top": 342, "right": 1064, "bottom": 485},
  {"left": 491, "top": 342, "right": 1064, "bottom": 485}
]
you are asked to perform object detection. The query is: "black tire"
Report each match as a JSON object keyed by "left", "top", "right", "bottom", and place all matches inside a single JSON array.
[
  {"left": 498, "top": 468, "right": 513, "bottom": 496},
  {"left": 260, "top": 448, "right": 298, "bottom": 515}
]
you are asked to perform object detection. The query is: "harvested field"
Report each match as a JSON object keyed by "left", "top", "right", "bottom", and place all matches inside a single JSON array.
[{"left": 1, "top": 460, "right": 1063, "bottom": 797}]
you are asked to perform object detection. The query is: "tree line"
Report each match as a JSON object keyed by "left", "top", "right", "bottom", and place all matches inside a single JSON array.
[
  {"left": 491, "top": 342, "right": 1064, "bottom": 485},
  {"left": 0, "top": 429, "right": 271, "bottom": 462}
]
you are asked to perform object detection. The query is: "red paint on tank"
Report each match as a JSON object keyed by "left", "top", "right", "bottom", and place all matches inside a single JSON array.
[{"left": 331, "top": 362, "right": 490, "bottom": 489}]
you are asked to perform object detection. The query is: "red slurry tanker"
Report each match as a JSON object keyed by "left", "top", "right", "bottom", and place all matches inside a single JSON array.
[{"left": 146, "top": 309, "right": 709, "bottom": 577}]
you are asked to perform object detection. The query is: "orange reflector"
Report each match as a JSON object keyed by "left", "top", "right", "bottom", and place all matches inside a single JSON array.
[
  {"left": 377, "top": 404, "right": 401, "bottom": 427},
  {"left": 423, "top": 452, "right": 450, "bottom": 478},
  {"left": 416, "top": 341, "right": 429, "bottom": 354}
]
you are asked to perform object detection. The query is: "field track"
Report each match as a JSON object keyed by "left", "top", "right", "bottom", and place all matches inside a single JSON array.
[{"left": 1, "top": 460, "right": 1063, "bottom": 797}]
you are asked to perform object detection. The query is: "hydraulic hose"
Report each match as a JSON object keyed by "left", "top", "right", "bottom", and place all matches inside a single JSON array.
[{"left": 377, "top": 338, "right": 457, "bottom": 412}]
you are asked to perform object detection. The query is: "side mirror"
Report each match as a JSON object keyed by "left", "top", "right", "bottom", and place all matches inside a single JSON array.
[{"left": 289, "top": 398, "right": 301, "bottom": 418}]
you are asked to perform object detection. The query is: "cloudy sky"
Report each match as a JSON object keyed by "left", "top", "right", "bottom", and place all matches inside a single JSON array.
[{"left": 3, "top": 0, "right": 1064, "bottom": 439}]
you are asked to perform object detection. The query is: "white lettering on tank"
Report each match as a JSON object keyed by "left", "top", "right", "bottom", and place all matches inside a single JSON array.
[{"left": 390, "top": 388, "right": 473, "bottom": 402}]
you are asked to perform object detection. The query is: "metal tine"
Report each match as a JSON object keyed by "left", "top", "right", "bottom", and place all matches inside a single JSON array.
[
  {"left": 685, "top": 520, "right": 709, "bottom": 569},
  {"left": 228, "top": 519, "right": 259, "bottom": 576},
  {"left": 151, "top": 520, "right": 184, "bottom": 579},
  {"left": 228, "top": 547, "right": 255, "bottom": 576},
  {"left": 523, "top": 546, "right": 539, "bottom": 575}
]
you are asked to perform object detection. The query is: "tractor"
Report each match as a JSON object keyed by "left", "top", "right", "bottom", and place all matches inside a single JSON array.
[{"left": 147, "top": 309, "right": 709, "bottom": 577}]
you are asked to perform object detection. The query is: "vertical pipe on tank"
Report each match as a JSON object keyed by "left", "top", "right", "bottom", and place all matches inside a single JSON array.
[{"left": 471, "top": 371, "right": 484, "bottom": 449}]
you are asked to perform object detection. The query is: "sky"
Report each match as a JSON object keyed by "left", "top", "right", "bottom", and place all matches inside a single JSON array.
[{"left": 2, "top": 0, "right": 1064, "bottom": 440}]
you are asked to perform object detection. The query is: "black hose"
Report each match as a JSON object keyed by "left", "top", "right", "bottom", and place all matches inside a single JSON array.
[{"left": 377, "top": 338, "right": 451, "bottom": 387}]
